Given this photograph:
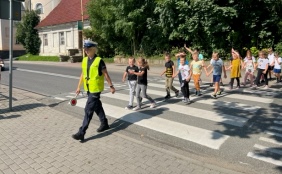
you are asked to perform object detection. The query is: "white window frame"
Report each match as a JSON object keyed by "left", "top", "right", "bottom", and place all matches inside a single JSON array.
[
  {"left": 43, "top": 34, "right": 48, "bottom": 46},
  {"left": 35, "top": 3, "right": 43, "bottom": 14},
  {"left": 59, "top": 32, "right": 65, "bottom": 45}
]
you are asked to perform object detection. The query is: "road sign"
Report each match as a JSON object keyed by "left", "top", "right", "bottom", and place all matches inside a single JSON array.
[{"left": 0, "top": 0, "right": 22, "bottom": 21}]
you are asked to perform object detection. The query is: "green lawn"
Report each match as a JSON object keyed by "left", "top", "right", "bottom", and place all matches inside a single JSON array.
[{"left": 17, "top": 54, "right": 60, "bottom": 62}]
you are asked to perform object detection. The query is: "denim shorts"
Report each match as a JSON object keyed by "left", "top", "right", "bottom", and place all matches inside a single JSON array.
[
  {"left": 213, "top": 75, "right": 221, "bottom": 83},
  {"left": 273, "top": 68, "right": 281, "bottom": 74}
]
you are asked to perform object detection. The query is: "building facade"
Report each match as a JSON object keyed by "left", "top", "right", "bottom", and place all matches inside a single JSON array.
[
  {"left": 36, "top": 0, "right": 90, "bottom": 56},
  {"left": 0, "top": 0, "right": 61, "bottom": 59}
]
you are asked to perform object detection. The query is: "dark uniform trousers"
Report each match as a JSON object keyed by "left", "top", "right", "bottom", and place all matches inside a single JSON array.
[{"left": 78, "top": 92, "right": 108, "bottom": 136}]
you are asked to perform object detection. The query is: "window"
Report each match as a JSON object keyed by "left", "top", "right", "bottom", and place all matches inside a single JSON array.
[
  {"left": 53, "top": 33, "right": 57, "bottom": 47},
  {"left": 5, "top": 27, "right": 9, "bottom": 37},
  {"left": 66, "top": 31, "right": 71, "bottom": 47},
  {"left": 15, "top": 38, "right": 20, "bottom": 45},
  {"left": 43, "top": 34, "right": 48, "bottom": 46},
  {"left": 59, "top": 32, "right": 65, "bottom": 45},
  {"left": 35, "top": 3, "right": 43, "bottom": 14}
]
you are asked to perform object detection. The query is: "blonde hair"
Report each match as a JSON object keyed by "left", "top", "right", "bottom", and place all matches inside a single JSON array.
[
  {"left": 258, "top": 50, "right": 267, "bottom": 57},
  {"left": 137, "top": 57, "right": 149, "bottom": 70},
  {"left": 128, "top": 57, "right": 135, "bottom": 62},
  {"left": 212, "top": 52, "right": 219, "bottom": 58}
]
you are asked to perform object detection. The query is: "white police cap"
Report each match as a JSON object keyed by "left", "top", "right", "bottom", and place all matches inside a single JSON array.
[{"left": 83, "top": 40, "right": 98, "bottom": 48}]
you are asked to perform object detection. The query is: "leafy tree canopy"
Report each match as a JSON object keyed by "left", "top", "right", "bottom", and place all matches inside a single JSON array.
[
  {"left": 87, "top": 0, "right": 282, "bottom": 58},
  {"left": 16, "top": 10, "right": 41, "bottom": 55}
]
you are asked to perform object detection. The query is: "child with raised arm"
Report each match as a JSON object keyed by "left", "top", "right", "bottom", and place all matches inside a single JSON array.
[
  {"left": 129, "top": 57, "right": 156, "bottom": 111},
  {"left": 173, "top": 55, "right": 191, "bottom": 104},
  {"left": 205, "top": 52, "right": 227, "bottom": 98},
  {"left": 160, "top": 53, "right": 179, "bottom": 99},
  {"left": 189, "top": 53, "right": 205, "bottom": 96},
  {"left": 226, "top": 48, "right": 242, "bottom": 89},
  {"left": 122, "top": 57, "right": 139, "bottom": 110}
]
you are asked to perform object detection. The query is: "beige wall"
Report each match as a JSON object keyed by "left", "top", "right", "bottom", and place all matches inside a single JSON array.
[
  {"left": 38, "top": 20, "right": 90, "bottom": 56},
  {"left": 25, "top": 0, "right": 61, "bottom": 21},
  {"left": 0, "top": 19, "right": 24, "bottom": 51}
]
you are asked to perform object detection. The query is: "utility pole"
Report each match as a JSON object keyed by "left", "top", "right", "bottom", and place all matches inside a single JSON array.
[
  {"left": 81, "top": 0, "right": 85, "bottom": 57},
  {"left": 9, "top": 0, "right": 13, "bottom": 111}
]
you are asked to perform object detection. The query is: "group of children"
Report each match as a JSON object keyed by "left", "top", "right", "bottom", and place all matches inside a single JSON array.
[{"left": 122, "top": 47, "right": 282, "bottom": 110}]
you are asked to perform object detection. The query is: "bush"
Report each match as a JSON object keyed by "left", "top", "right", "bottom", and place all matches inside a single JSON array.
[{"left": 275, "top": 42, "right": 282, "bottom": 56}]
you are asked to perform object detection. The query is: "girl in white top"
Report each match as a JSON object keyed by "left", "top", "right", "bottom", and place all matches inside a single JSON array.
[
  {"left": 243, "top": 52, "right": 256, "bottom": 87},
  {"left": 243, "top": 50, "right": 256, "bottom": 84},
  {"left": 254, "top": 51, "right": 269, "bottom": 89},
  {"left": 271, "top": 52, "right": 282, "bottom": 83}
]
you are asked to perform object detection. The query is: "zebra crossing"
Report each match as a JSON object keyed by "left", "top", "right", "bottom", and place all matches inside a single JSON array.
[
  {"left": 52, "top": 78, "right": 282, "bottom": 166},
  {"left": 247, "top": 116, "right": 282, "bottom": 166}
]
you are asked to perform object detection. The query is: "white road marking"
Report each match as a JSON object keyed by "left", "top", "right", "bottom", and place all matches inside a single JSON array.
[
  {"left": 102, "top": 92, "right": 248, "bottom": 127},
  {"left": 259, "top": 137, "right": 282, "bottom": 146},
  {"left": 265, "top": 131, "right": 282, "bottom": 138},
  {"left": 224, "top": 94, "right": 273, "bottom": 104},
  {"left": 16, "top": 68, "right": 80, "bottom": 79},
  {"left": 75, "top": 98, "right": 229, "bottom": 149},
  {"left": 254, "top": 144, "right": 282, "bottom": 155},
  {"left": 269, "top": 126, "right": 282, "bottom": 131},
  {"left": 274, "top": 121, "right": 282, "bottom": 125},
  {"left": 247, "top": 152, "right": 282, "bottom": 166},
  {"left": 138, "top": 87, "right": 261, "bottom": 112},
  {"left": 53, "top": 97, "right": 65, "bottom": 101}
]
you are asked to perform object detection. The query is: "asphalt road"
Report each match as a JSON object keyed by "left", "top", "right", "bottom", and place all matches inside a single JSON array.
[{"left": 1, "top": 61, "right": 282, "bottom": 174}]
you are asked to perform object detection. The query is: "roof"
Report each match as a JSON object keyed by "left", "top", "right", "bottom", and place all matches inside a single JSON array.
[{"left": 36, "top": 0, "right": 89, "bottom": 28}]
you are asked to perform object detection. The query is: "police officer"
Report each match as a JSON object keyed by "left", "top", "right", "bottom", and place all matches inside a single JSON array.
[{"left": 72, "top": 40, "right": 115, "bottom": 141}]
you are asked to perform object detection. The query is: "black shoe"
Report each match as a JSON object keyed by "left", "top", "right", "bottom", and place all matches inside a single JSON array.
[
  {"left": 175, "top": 90, "right": 179, "bottom": 97},
  {"left": 97, "top": 124, "right": 110, "bottom": 132},
  {"left": 164, "top": 94, "right": 171, "bottom": 99},
  {"left": 72, "top": 133, "right": 84, "bottom": 141}
]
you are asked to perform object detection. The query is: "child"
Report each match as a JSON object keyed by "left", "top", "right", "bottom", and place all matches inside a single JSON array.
[
  {"left": 254, "top": 51, "right": 269, "bottom": 89},
  {"left": 189, "top": 53, "right": 205, "bottom": 96},
  {"left": 122, "top": 57, "right": 139, "bottom": 110},
  {"left": 271, "top": 52, "right": 282, "bottom": 83},
  {"left": 243, "top": 50, "right": 256, "bottom": 82},
  {"left": 175, "top": 52, "right": 189, "bottom": 85},
  {"left": 173, "top": 55, "right": 191, "bottom": 103},
  {"left": 129, "top": 57, "right": 156, "bottom": 111},
  {"left": 206, "top": 59, "right": 224, "bottom": 87},
  {"left": 161, "top": 53, "right": 179, "bottom": 99},
  {"left": 242, "top": 52, "right": 256, "bottom": 87},
  {"left": 226, "top": 48, "right": 241, "bottom": 89},
  {"left": 205, "top": 52, "right": 227, "bottom": 98}
]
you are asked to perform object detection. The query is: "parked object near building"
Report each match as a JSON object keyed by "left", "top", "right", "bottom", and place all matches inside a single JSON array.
[{"left": 0, "top": 58, "right": 4, "bottom": 71}]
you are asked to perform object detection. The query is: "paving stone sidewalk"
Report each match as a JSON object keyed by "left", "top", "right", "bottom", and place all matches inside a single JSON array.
[{"left": 0, "top": 86, "right": 243, "bottom": 174}]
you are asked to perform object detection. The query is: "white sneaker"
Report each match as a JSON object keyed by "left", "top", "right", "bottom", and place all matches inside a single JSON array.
[
  {"left": 263, "top": 85, "right": 269, "bottom": 89},
  {"left": 133, "top": 106, "right": 141, "bottom": 111},
  {"left": 150, "top": 103, "right": 156, "bottom": 108}
]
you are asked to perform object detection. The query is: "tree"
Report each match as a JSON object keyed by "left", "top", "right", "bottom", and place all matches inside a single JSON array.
[
  {"left": 87, "top": 0, "right": 163, "bottom": 57},
  {"left": 16, "top": 10, "right": 41, "bottom": 55}
]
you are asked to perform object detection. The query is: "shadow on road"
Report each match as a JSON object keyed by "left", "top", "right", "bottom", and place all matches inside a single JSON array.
[{"left": 83, "top": 107, "right": 168, "bottom": 142}]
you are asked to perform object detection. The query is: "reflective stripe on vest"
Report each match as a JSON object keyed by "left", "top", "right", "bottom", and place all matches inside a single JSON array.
[{"left": 82, "top": 57, "right": 104, "bottom": 93}]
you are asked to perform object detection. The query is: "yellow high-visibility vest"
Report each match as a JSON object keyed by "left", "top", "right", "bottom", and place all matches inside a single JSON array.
[{"left": 82, "top": 56, "right": 104, "bottom": 93}]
